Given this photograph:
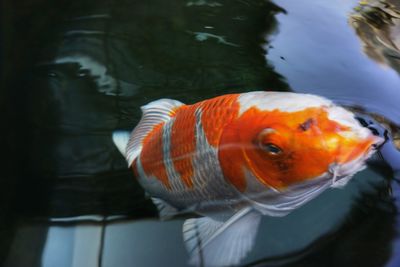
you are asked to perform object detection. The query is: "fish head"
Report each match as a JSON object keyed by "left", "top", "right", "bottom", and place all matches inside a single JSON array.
[{"left": 219, "top": 93, "right": 384, "bottom": 192}]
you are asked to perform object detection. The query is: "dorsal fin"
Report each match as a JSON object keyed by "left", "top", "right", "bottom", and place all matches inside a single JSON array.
[{"left": 125, "top": 98, "right": 184, "bottom": 166}]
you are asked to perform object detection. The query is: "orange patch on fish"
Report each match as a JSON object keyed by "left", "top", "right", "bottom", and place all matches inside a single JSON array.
[
  {"left": 335, "top": 133, "right": 377, "bottom": 164},
  {"left": 218, "top": 125, "right": 248, "bottom": 191},
  {"left": 199, "top": 94, "right": 241, "bottom": 147},
  {"left": 140, "top": 122, "right": 171, "bottom": 188},
  {"left": 168, "top": 94, "right": 241, "bottom": 188},
  {"left": 219, "top": 106, "right": 357, "bottom": 191},
  {"left": 170, "top": 106, "right": 196, "bottom": 188}
]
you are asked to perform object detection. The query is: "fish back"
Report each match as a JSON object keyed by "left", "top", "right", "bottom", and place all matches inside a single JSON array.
[{"left": 135, "top": 94, "right": 243, "bottom": 211}]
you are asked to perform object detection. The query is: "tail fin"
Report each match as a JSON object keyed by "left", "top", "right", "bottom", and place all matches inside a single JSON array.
[{"left": 124, "top": 99, "right": 184, "bottom": 166}]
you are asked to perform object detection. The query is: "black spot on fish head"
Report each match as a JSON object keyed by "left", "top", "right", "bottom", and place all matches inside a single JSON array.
[{"left": 298, "top": 118, "right": 315, "bottom": 131}]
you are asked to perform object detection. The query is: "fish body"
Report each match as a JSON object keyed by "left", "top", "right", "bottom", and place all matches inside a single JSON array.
[{"left": 113, "top": 91, "right": 382, "bottom": 266}]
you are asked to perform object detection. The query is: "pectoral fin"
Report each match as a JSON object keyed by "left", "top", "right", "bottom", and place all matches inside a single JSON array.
[
  {"left": 151, "top": 197, "right": 179, "bottom": 220},
  {"left": 183, "top": 208, "right": 261, "bottom": 266}
]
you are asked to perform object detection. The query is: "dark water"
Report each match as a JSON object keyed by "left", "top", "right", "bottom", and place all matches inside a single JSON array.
[{"left": 1, "top": 0, "right": 400, "bottom": 266}]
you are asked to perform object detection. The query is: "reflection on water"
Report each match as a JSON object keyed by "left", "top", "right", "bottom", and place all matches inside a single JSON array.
[
  {"left": 1, "top": 0, "right": 400, "bottom": 266},
  {"left": 267, "top": 0, "right": 400, "bottom": 125},
  {"left": 349, "top": 0, "right": 400, "bottom": 74}
]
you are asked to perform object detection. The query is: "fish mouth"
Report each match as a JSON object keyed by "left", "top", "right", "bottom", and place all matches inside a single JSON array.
[
  {"left": 329, "top": 135, "right": 383, "bottom": 188},
  {"left": 328, "top": 158, "right": 366, "bottom": 188}
]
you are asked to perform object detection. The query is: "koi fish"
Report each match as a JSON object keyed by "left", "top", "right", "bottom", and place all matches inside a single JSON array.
[{"left": 113, "top": 91, "right": 383, "bottom": 267}]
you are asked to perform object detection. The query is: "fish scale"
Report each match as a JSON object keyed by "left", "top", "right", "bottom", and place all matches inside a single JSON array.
[
  {"left": 162, "top": 118, "right": 186, "bottom": 195},
  {"left": 137, "top": 106, "right": 242, "bottom": 211}
]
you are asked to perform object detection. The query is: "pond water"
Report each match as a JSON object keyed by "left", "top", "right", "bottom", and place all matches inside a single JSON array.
[{"left": 1, "top": 0, "right": 400, "bottom": 266}]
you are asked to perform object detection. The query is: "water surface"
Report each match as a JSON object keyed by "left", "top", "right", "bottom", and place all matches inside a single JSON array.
[{"left": 1, "top": 0, "right": 400, "bottom": 266}]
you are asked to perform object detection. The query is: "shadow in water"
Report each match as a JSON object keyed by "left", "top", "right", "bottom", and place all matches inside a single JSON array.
[
  {"left": 22, "top": 0, "right": 288, "bottom": 220},
  {"left": 2, "top": 0, "right": 288, "bottom": 266},
  {"left": 247, "top": 181, "right": 396, "bottom": 267}
]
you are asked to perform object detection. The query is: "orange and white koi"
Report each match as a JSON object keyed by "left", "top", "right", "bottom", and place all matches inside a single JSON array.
[{"left": 113, "top": 91, "right": 383, "bottom": 267}]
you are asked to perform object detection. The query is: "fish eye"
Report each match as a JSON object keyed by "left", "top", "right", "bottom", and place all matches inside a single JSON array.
[{"left": 261, "top": 143, "right": 283, "bottom": 155}]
